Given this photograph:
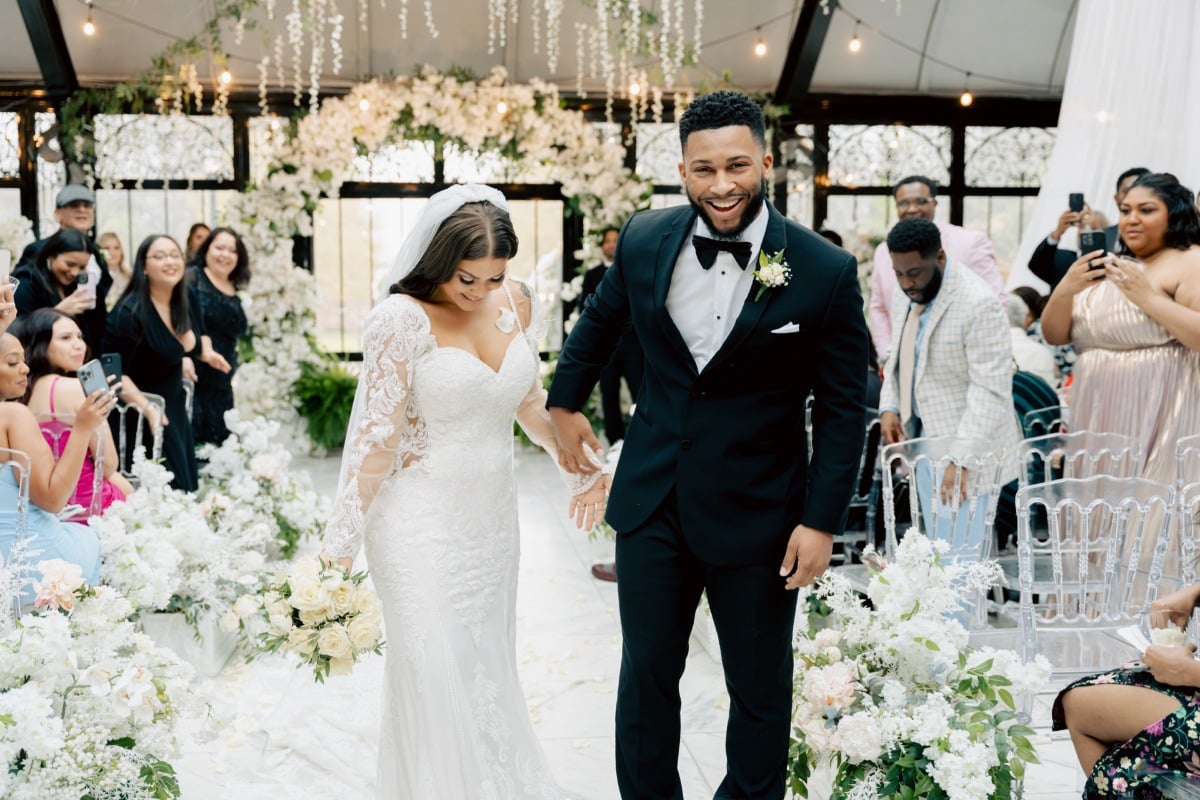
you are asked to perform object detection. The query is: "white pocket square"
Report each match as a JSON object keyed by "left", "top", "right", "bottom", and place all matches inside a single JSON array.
[{"left": 770, "top": 322, "right": 801, "bottom": 334}]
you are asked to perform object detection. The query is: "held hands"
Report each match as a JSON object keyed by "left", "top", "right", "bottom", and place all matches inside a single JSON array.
[
  {"left": 779, "top": 524, "right": 833, "bottom": 591},
  {"left": 1149, "top": 586, "right": 1200, "bottom": 633},
  {"left": 549, "top": 407, "right": 603, "bottom": 475},
  {"left": 569, "top": 473, "right": 611, "bottom": 530}
]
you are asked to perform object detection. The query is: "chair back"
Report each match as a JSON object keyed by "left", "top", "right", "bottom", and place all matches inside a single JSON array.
[
  {"left": 1015, "top": 476, "right": 1174, "bottom": 669},
  {"left": 879, "top": 436, "right": 1007, "bottom": 561},
  {"left": 0, "top": 447, "right": 33, "bottom": 634},
  {"left": 833, "top": 414, "right": 883, "bottom": 564},
  {"left": 0, "top": 447, "right": 32, "bottom": 541},
  {"left": 1177, "top": 434, "right": 1200, "bottom": 488},
  {"left": 1013, "top": 371, "right": 1062, "bottom": 439},
  {"left": 1015, "top": 431, "right": 1141, "bottom": 489},
  {"left": 1020, "top": 406, "right": 1066, "bottom": 438},
  {"left": 1176, "top": 482, "right": 1200, "bottom": 588},
  {"left": 114, "top": 393, "right": 165, "bottom": 481},
  {"left": 35, "top": 412, "right": 105, "bottom": 518}
]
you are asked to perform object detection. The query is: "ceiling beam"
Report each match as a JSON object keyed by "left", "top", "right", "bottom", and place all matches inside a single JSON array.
[
  {"left": 17, "top": 0, "right": 78, "bottom": 100},
  {"left": 774, "top": 0, "right": 837, "bottom": 105}
]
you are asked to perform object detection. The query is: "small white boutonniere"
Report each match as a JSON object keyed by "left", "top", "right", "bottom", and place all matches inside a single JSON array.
[{"left": 752, "top": 249, "right": 791, "bottom": 302}]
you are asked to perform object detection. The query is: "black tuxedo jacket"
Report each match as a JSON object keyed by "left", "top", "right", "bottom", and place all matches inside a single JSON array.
[{"left": 548, "top": 204, "right": 868, "bottom": 566}]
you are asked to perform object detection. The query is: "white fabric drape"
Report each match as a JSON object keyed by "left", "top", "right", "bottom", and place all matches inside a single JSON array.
[{"left": 1007, "top": 0, "right": 1200, "bottom": 291}]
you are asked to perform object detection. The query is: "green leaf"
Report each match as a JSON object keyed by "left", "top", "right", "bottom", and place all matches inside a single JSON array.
[{"left": 759, "top": 249, "right": 769, "bottom": 268}]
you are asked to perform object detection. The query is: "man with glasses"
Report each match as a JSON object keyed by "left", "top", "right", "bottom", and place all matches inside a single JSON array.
[
  {"left": 868, "top": 175, "right": 1004, "bottom": 362},
  {"left": 15, "top": 184, "right": 113, "bottom": 351}
]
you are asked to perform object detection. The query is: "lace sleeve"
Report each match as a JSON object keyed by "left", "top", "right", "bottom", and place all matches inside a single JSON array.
[
  {"left": 322, "top": 298, "right": 430, "bottom": 559},
  {"left": 509, "top": 278, "right": 603, "bottom": 494}
]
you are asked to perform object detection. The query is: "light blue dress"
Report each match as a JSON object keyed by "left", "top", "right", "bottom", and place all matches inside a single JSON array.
[{"left": 0, "top": 463, "right": 101, "bottom": 602}]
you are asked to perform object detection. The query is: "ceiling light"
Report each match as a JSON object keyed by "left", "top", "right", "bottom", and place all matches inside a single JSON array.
[
  {"left": 848, "top": 22, "right": 861, "bottom": 53},
  {"left": 83, "top": 2, "right": 96, "bottom": 36},
  {"left": 753, "top": 28, "right": 767, "bottom": 58},
  {"left": 959, "top": 72, "right": 973, "bottom": 107}
]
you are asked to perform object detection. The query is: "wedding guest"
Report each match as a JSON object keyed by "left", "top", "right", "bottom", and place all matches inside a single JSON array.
[
  {"left": 187, "top": 227, "right": 244, "bottom": 445},
  {"left": 868, "top": 175, "right": 1004, "bottom": 361},
  {"left": 818, "top": 228, "right": 844, "bottom": 247},
  {"left": 1041, "top": 171, "right": 1200, "bottom": 489},
  {"left": 0, "top": 311, "right": 108, "bottom": 601},
  {"left": 1012, "top": 285, "right": 1074, "bottom": 384},
  {"left": 1006, "top": 294, "right": 1057, "bottom": 387},
  {"left": 14, "top": 185, "right": 112, "bottom": 353},
  {"left": 184, "top": 222, "right": 211, "bottom": 264},
  {"left": 98, "top": 232, "right": 131, "bottom": 304},
  {"left": 1057, "top": 582, "right": 1200, "bottom": 797},
  {"left": 15, "top": 308, "right": 133, "bottom": 519},
  {"left": 12, "top": 228, "right": 109, "bottom": 356},
  {"left": 104, "top": 234, "right": 225, "bottom": 491}
]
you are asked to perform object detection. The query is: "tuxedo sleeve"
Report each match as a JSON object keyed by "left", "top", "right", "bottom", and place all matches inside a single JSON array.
[
  {"left": 547, "top": 231, "right": 632, "bottom": 411},
  {"left": 1028, "top": 237, "right": 1062, "bottom": 287},
  {"left": 803, "top": 253, "right": 869, "bottom": 535}
]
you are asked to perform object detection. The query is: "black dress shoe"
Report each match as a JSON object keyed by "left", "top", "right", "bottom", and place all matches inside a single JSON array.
[{"left": 590, "top": 561, "right": 617, "bottom": 582}]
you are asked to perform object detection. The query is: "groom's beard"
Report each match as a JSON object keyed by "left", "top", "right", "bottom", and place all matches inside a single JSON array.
[{"left": 687, "top": 178, "right": 768, "bottom": 241}]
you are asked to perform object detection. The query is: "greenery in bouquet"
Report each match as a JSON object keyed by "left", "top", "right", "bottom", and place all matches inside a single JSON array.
[
  {"left": 198, "top": 410, "right": 331, "bottom": 559},
  {"left": 789, "top": 531, "right": 1050, "bottom": 800},
  {"left": 93, "top": 454, "right": 273, "bottom": 631},
  {"left": 234, "top": 557, "right": 384, "bottom": 683},
  {"left": 0, "top": 560, "right": 199, "bottom": 800}
]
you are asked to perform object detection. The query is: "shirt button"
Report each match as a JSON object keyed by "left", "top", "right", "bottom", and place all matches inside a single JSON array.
[{"left": 716, "top": 315, "right": 721, "bottom": 320}]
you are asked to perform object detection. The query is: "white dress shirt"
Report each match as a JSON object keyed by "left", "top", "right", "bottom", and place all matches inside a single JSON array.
[{"left": 666, "top": 206, "right": 769, "bottom": 373}]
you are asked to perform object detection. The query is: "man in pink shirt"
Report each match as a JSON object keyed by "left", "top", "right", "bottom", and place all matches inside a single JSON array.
[{"left": 869, "top": 175, "right": 1005, "bottom": 361}]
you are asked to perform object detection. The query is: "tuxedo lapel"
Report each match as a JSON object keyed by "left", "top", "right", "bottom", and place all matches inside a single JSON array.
[
  {"left": 701, "top": 207, "right": 787, "bottom": 374},
  {"left": 653, "top": 209, "right": 699, "bottom": 374}
]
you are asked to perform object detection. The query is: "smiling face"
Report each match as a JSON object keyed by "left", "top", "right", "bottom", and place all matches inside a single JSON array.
[
  {"left": 894, "top": 181, "right": 937, "bottom": 221},
  {"left": 0, "top": 333, "right": 29, "bottom": 400},
  {"left": 1119, "top": 186, "right": 1169, "bottom": 257},
  {"left": 144, "top": 237, "right": 186, "bottom": 290},
  {"left": 432, "top": 257, "right": 508, "bottom": 312},
  {"left": 54, "top": 201, "right": 95, "bottom": 234},
  {"left": 204, "top": 232, "right": 240, "bottom": 280},
  {"left": 679, "top": 125, "right": 772, "bottom": 238},
  {"left": 48, "top": 249, "right": 90, "bottom": 289},
  {"left": 46, "top": 316, "right": 87, "bottom": 372}
]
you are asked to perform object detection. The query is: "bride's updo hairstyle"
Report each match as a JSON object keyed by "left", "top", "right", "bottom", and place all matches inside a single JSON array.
[{"left": 391, "top": 201, "right": 519, "bottom": 299}]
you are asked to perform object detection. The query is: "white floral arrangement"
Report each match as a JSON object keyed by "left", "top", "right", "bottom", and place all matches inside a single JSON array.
[
  {"left": 198, "top": 410, "right": 330, "bottom": 560},
  {"left": 233, "top": 557, "right": 384, "bottom": 683},
  {"left": 790, "top": 531, "right": 1050, "bottom": 800},
  {"left": 225, "top": 66, "right": 651, "bottom": 441},
  {"left": 0, "top": 215, "right": 33, "bottom": 265},
  {"left": 0, "top": 561, "right": 199, "bottom": 799}
]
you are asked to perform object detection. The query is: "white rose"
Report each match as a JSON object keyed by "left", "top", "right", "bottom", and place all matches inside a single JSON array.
[
  {"left": 289, "top": 576, "right": 330, "bottom": 614},
  {"left": 219, "top": 610, "right": 240, "bottom": 633},
  {"left": 327, "top": 583, "right": 355, "bottom": 617},
  {"left": 233, "top": 594, "right": 261, "bottom": 620},
  {"left": 286, "top": 627, "right": 314, "bottom": 654},
  {"left": 34, "top": 559, "right": 85, "bottom": 612},
  {"left": 327, "top": 656, "right": 354, "bottom": 677},
  {"left": 267, "top": 614, "right": 293, "bottom": 637},
  {"left": 346, "top": 615, "right": 380, "bottom": 653},
  {"left": 814, "top": 629, "right": 841, "bottom": 649},
  {"left": 317, "top": 625, "right": 353, "bottom": 660},
  {"left": 352, "top": 587, "right": 382, "bottom": 620}
]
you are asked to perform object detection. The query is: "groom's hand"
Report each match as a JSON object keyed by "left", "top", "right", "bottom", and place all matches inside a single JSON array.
[
  {"left": 779, "top": 524, "right": 833, "bottom": 591},
  {"left": 549, "top": 407, "right": 603, "bottom": 474}
]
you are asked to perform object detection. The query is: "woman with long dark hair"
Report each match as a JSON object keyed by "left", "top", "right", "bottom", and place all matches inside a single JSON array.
[
  {"left": 187, "top": 227, "right": 246, "bottom": 445},
  {"left": 12, "top": 228, "right": 110, "bottom": 355}
]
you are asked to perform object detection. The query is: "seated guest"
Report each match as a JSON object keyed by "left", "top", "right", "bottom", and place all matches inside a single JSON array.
[
  {"left": 1057, "top": 582, "right": 1200, "bottom": 798},
  {"left": 15, "top": 308, "right": 133, "bottom": 519},
  {"left": 1006, "top": 294, "right": 1058, "bottom": 387},
  {"left": 0, "top": 328, "right": 109, "bottom": 601},
  {"left": 1012, "top": 285, "right": 1075, "bottom": 384}
]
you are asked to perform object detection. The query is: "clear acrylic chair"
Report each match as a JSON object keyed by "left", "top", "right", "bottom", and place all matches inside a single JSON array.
[
  {"left": 1177, "top": 433, "right": 1200, "bottom": 488},
  {"left": 1015, "top": 431, "right": 1142, "bottom": 489},
  {"left": 0, "top": 448, "right": 33, "bottom": 632},
  {"left": 35, "top": 412, "right": 105, "bottom": 518},
  {"left": 1016, "top": 475, "right": 1175, "bottom": 683},
  {"left": 1021, "top": 405, "right": 1066, "bottom": 438},
  {"left": 114, "top": 392, "right": 165, "bottom": 482},
  {"left": 831, "top": 414, "right": 882, "bottom": 566}
]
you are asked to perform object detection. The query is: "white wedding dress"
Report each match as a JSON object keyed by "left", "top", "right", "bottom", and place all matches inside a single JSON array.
[{"left": 322, "top": 281, "right": 578, "bottom": 799}]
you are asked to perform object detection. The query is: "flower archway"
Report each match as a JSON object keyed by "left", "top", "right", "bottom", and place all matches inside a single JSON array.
[{"left": 227, "top": 66, "right": 652, "bottom": 445}]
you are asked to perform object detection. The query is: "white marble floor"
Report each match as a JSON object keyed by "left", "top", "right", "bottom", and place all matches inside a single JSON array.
[{"left": 172, "top": 450, "right": 1087, "bottom": 799}]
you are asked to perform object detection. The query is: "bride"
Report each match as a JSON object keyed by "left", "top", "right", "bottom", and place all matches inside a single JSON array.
[{"left": 320, "top": 184, "right": 606, "bottom": 798}]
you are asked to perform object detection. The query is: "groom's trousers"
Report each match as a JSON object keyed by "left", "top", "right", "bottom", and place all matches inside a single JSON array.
[{"left": 614, "top": 490, "right": 798, "bottom": 800}]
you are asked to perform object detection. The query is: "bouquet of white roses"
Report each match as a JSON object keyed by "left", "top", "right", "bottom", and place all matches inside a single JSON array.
[
  {"left": 0, "top": 560, "right": 199, "bottom": 800},
  {"left": 789, "top": 531, "right": 1050, "bottom": 800},
  {"left": 236, "top": 557, "right": 384, "bottom": 682}
]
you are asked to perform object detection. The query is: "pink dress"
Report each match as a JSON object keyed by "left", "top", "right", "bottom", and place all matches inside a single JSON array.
[{"left": 40, "top": 376, "right": 126, "bottom": 520}]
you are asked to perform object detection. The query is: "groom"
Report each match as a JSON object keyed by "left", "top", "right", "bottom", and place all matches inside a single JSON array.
[{"left": 548, "top": 91, "right": 868, "bottom": 799}]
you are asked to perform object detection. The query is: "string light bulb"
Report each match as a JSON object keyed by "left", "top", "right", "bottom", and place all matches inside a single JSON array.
[
  {"left": 496, "top": 100, "right": 508, "bottom": 114},
  {"left": 848, "top": 21, "right": 861, "bottom": 53},
  {"left": 219, "top": 68, "right": 232, "bottom": 85},
  {"left": 358, "top": 98, "right": 370, "bottom": 111},
  {"left": 629, "top": 81, "right": 641, "bottom": 97},
  {"left": 83, "top": 1, "right": 96, "bottom": 36},
  {"left": 959, "top": 72, "right": 973, "bottom": 107},
  {"left": 753, "top": 28, "right": 767, "bottom": 58}
]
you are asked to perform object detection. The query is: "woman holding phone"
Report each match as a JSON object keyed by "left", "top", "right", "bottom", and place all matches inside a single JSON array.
[
  {"left": 11, "top": 228, "right": 110, "bottom": 356},
  {"left": 15, "top": 308, "right": 133, "bottom": 518}
]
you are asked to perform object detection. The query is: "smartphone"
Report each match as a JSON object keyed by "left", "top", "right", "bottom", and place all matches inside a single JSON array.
[
  {"left": 99, "top": 353, "right": 122, "bottom": 390},
  {"left": 75, "top": 272, "right": 97, "bottom": 309},
  {"left": 78, "top": 358, "right": 109, "bottom": 397},
  {"left": 1068, "top": 193, "right": 1085, "bottom": 213},
  {"left": 1079, "top": 230, "right": 1107, "bottom": 269}
]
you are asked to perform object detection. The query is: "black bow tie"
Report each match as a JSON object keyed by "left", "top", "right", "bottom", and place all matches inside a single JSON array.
[{"left": 693, "top": 235, "right": 752, "bottom": 270}]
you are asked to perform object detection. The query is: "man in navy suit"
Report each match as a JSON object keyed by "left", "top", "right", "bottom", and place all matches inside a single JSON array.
[{"left": 548, "top": 91, "right": 868, "bottom": 799}]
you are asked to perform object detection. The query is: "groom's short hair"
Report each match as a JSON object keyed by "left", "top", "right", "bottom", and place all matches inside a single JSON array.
[{"left": 678, "top": 91, "right": 766, "bottom": 151}]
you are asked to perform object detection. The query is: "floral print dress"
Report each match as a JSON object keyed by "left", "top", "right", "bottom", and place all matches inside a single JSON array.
[{"left": 1054, "top": 668, "right": 1200, "bottom": 798}]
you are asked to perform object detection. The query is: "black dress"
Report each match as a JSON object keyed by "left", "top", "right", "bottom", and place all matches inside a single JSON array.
[
  {"left": 187, "top": 266, "right": 247, "bottom": 445},
  {"left": 12, "top": 243, "right": 112, "bottom": 357},
  {"left": 102, "top": 297, "right": 200, "bottom": 492}
]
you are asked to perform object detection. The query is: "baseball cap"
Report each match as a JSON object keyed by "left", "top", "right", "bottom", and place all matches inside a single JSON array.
[{"left": 55, "top": 184, "right": 96, "bottom": 207}]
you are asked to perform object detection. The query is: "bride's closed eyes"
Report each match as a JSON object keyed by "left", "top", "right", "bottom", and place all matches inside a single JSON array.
[{"left": 457, "top": 273, "right": 506, "bottom": 286}]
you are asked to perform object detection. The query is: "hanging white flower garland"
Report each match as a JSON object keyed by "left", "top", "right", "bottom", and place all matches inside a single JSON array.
[{"left": 227, "top": 65, "right": 652, "bottom": 446}]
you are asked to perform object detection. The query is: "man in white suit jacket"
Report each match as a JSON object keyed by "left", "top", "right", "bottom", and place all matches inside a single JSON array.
[{"left": 869, "top": 175, "right": 1005, "bottom": 361}]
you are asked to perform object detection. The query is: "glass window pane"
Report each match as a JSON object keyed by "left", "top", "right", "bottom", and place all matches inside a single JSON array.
[
  {"left": 963, "top": 195, "right": 1038, "bottom": 279},
  {"left": 95, "top": 114, "right": 234, "bottom": 183},
  {"left": 825, "top": 196, "right": 891, "bottom": 264},
  {"left": 313, "top": 196, "right": 564, "bottom": 354},
  {"left": 635, "top": 123, "right": 681, "bottom": 186},
  {"left": 37, "top": 112, "right": 65, "bottom": 238},
  {"left": 349, "top": 140, "right": 436, "bottom": 183},
  {"left": 828, "top": 125, "right": 951, "bottom": 188},
  {"left": 965, "top": 127, "right": 1056, "bottom": 188},
  {"left": 783, "top": 130, "right": 814, "bottom": 227},
  {"left": 443, "top": 144, "right": 556, "bottom": 184},
  {"left": 0, "top": 113, "right": 18, "bottom": 179},
  {"left": 95, "top": 189, "right": 238, "bottom": 263}
]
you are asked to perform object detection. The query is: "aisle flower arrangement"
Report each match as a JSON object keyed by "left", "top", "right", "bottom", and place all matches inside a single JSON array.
[
  {"left": 0, "top": 215, "right": 33, "bottom": 264},
  {"left": 789, "top": 532, "right": 1049, "bottom": 800},
  {"left": 234, "top": 557, "right": 384, "bottom": 683},
  {"left": 0, "top": 562, "right": 198, "bottom": 799}
]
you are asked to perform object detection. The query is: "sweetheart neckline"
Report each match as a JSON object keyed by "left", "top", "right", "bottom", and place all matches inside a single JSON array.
[{"left": 431, "top": 335, "right": 526, "bottom": 377}]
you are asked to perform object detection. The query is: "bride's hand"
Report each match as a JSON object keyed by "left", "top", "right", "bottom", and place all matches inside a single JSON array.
[
  {"left": 569, "top": 474, "right": 610, "bottom": 530},
  {"left": 319, "top": 551, "right": 354, "bottom": 573}
]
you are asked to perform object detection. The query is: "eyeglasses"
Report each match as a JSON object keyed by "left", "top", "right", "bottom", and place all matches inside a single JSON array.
[
  {"left": 896, "top": 198, "right": 933, "bottom": 211},
  {"left": 147, "top": 251, "right": 184, "bottom": 262}
]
